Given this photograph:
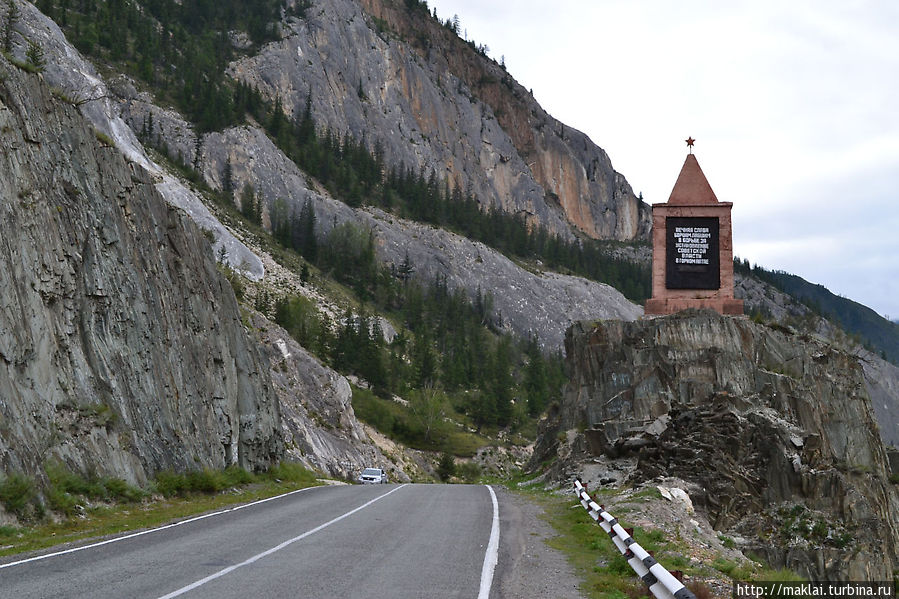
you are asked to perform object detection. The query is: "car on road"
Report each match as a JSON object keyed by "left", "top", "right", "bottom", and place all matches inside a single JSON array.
[{"left": 357, "top": 467, "right": 388, "bottom": 484}]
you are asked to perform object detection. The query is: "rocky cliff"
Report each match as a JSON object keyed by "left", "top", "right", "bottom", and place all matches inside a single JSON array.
[
  {"left": 0, "top": 62, "right": 284, "bottom": 485},
  {"left": 18, "top": 1, "right": 264, "bottom": 280},
  {"left": 227, "top": 0, "right": 650, "bottom": 242},
  {"left": 536, "top": 310, "right": 899, "bottom": 580},
  {"left": 194, "top": 125, "right": 643, "bottom": 350}
]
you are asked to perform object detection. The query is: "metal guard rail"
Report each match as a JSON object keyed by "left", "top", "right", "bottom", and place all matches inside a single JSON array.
[{"left": 574, "top": 479, "right": 696, "bottom": 599}]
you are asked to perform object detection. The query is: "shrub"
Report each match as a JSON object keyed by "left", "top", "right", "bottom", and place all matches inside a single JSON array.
[
  {"left": 94, "top": 128, "right": 115, "bottom": 147},
  {"left": 47, "top": 485, "right": 79, "bottom": 517},
  {"left": 0, "top": 473, "right": 35, "bottom": 519},
  {"left": 687, "top": 581, "right": 716, "bottom": 599},
  {"left": 103, "top": 477, "right": 146, "bottom": 503},
  {"left": 456, "top": 461, "right": 481, "bottom": 483},
  {"left": 186, "top": 469, "right": 226, "bottom": 494},
  {"left": 46, "top": 462, "right": 144, "bottom": 507},
  {"left": 264, "top": 461, "right": 318, "bottom": 484},
  {"left": 0, "top": 525, "right": 20, "bottom": 537},
  {"left": 436, "top": 453, "right": 455, "bottom": 481},
  {"left": 154, "top": 470, "right": 190, "bottom": 498},
  {"left": 223, "top": 465, "right": 256, "bottom": 486}
]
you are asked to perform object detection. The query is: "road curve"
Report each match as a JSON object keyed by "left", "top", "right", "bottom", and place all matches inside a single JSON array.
[{"left": 0, "top": 484, "right": 504, "bottom": 599}]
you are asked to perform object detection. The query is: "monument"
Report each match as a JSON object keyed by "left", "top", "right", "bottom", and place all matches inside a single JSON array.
[{"left": 644, "top": 138, "right": 743, "bottom": 316}]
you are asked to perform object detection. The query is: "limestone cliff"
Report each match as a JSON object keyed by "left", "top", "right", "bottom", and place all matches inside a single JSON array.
[
  {"left": 227, "top": 0, "right": 650, "bottom": 242},
  {"left": 0, "top": 62, "right": 281, "bottom": 485},
  {"left": 537, "top": 310, "right": 899, "bottom": 580}
]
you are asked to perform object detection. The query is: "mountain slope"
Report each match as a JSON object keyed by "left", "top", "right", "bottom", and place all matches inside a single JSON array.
[
  {"left": 737, "top": 262, "right": 899, "bottom": 365},
  {"left": 228, "top": 0, "right": 650, "bottom": 242}
]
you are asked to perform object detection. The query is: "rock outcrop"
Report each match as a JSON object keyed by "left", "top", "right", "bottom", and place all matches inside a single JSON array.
[
  {"left": 537, "top": 310, "right": 899, "bottom": 580},
  {"left": 860, "top": 351, "right": 899, "bottom": 449},
  {"left": 0, "top": 61, "right": 281, "bottom": 485},
  {"left": 227, "top": 0, "right": 650, "bottom": 242}
]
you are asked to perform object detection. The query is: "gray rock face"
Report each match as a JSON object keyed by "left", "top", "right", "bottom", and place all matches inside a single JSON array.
[
  {"left": 18, "top": 1, "right": 263, "bottom": 280},
  {"left": 0, "top": 64, "right": 281, "bottom": 485},
  {"left": 735, "top": 273, "right": 899, "bottom": 448},
  {"left": 227, "top": 0, "right": 650, "bottom": 242},
  {"left": 539, "top": 311, "right": 899, "bottom": 580},
  {"left": 198, "top": 126, "right": 642, "bottom": 350},
  {"left": 860, "top": 351, "right": 899, "bottom": 448},
  {"left": 249, "top": 313, "right": 397, "bottom": 481}
]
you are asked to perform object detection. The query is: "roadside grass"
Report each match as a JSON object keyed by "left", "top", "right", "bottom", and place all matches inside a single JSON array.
[
  {"left": 511, "top": 481, "right": 805, "bottom": 599},
  {"left": 0, "top": 462, "right": 321, "bottom": 559}
]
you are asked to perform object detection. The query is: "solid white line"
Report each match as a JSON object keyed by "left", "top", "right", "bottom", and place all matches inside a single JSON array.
[
  {"left": 155, "top": 484, "right": 408, "bottom": 599},
  {"left": 0, "top": 485, "right": 321, "bottom": 571},
  {"left": 477, "top": 485, "right": 500, "bottom": 599}
]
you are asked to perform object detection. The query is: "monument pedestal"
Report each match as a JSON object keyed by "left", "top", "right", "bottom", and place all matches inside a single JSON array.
[{"left": 644, "top": 148, "right": 743, "bottom": 317}]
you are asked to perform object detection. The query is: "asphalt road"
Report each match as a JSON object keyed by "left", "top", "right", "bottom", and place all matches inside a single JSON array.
[{"left": 0, "top": 484, "right": 508, "bottom": 599}]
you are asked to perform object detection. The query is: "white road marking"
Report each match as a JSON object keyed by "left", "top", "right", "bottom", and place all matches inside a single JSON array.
[
  {"left": 155, "top": 484, "right": 408, "bottom": 599},
  {"left": 478, "top": 485, "right": 500, "bottom": 599},
  {"left": 0, "top": 485, "right": 321, "bottom": 571}
]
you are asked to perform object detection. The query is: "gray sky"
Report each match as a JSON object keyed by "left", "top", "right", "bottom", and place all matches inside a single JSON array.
[{"left": 429, "top": 0, "right": 899, "bottom": 320}]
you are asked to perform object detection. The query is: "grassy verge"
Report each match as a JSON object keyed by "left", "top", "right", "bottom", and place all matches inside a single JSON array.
[
  {"left": 511, "top": 482, "right": 803, "bottom": 599},
  {"left": 0, "top": 463, "right": 321, "bottom": 559}
]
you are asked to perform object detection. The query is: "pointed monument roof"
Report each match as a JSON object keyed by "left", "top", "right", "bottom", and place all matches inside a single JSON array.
[{"left": 667, "top": 153, "right": 719, "bottom": 205}]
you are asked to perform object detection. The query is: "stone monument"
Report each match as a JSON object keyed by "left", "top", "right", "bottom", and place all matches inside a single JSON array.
[{"left": 644, "top": 138, "right": 743, "bottom": 316}]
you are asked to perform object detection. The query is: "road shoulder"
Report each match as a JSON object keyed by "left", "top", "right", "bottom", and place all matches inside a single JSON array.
[{"left": 494, "top": 487, "right": 585, "bottom": 599}]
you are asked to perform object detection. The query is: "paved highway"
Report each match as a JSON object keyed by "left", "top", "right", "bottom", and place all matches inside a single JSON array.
[{"left": 0, "top": 484, "right": 509, "bottom": 599}]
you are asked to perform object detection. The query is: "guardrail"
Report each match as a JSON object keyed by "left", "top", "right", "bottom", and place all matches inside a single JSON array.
[{"left": 574, "top": 479, "right": 696, "bottom": 599}]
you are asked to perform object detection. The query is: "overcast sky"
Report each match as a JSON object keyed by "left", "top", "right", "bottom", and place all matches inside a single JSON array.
[{"left": 429, "top": 0, "right": 899, "bottom": 320}]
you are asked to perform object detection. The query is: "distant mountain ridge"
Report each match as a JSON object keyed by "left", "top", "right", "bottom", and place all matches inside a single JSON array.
[{"left": 736, "top": 261, "right": 899, "bottom": 365}]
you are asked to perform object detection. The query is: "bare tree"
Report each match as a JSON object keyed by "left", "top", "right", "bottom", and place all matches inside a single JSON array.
[{"left": 409, "top": 384, "right": 448, "bottom": 443}]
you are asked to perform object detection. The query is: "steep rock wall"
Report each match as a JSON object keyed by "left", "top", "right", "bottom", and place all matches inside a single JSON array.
[
  {"left": 18, "top": 1, "right": 264, "bottom": 279},
  {"left": 538, "top": 310, "right": 899, "bottom": 580},
  {"left": 228, "top": 0, "right": 650, "bottom": 242},
  {"left": 0, "top": 63, "right": 281, "bottom": 485}
]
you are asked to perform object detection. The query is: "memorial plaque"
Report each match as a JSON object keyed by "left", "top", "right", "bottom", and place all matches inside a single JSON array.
[{"left": 665, "top": 216, "right": 719, "bottom": 290}]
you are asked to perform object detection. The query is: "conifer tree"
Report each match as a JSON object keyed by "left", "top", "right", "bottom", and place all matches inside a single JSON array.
[
  {"left": 222, "top": 158, "right": 235, "bottom": 207},
  {"left": 3, "top": 0, "right": 19, "bottom": 53}
]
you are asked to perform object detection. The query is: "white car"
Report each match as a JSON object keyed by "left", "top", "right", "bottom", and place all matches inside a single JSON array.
[{"left": 357, "top": 467, "right": 388, "bottom": 484}]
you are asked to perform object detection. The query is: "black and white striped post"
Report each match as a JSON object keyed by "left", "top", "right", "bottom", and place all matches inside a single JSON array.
[{"left": 574, "top": 479, "right": 696, "bottom": 599}]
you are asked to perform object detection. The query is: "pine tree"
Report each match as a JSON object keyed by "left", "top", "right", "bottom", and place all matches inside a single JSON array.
[
  {"left": 26, "top": 39, "right": 45, "bottom": 72},
  {"left": 3, "top": 0, "right": 18, "bottom": 53},
  {"left": 297, "top": 198, "right": 317, "bottom": 261},
  {"left": 397, "top": 250, "right": 415, "bottom": 283},
  {"left": 222, "top": 158, "right": 235, "bottom": 207}
]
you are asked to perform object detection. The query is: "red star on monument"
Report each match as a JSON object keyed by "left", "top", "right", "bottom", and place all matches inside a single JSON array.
[{"left": 685, "top": 137, "right": 696, "bottom": 153}]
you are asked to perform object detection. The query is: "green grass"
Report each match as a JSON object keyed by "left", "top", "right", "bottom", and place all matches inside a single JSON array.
[
  {"left": 535, "top": 491, "right": 651, "bottom": 599},
  {"left": 0, "top": 473, "right": 35, "bottom": 519},
  {"left": 511, "top": 484, "right": 806, "bottom": 599},
  {"left": 0, "top": 462, "right": 321, "bottom": 559}
]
